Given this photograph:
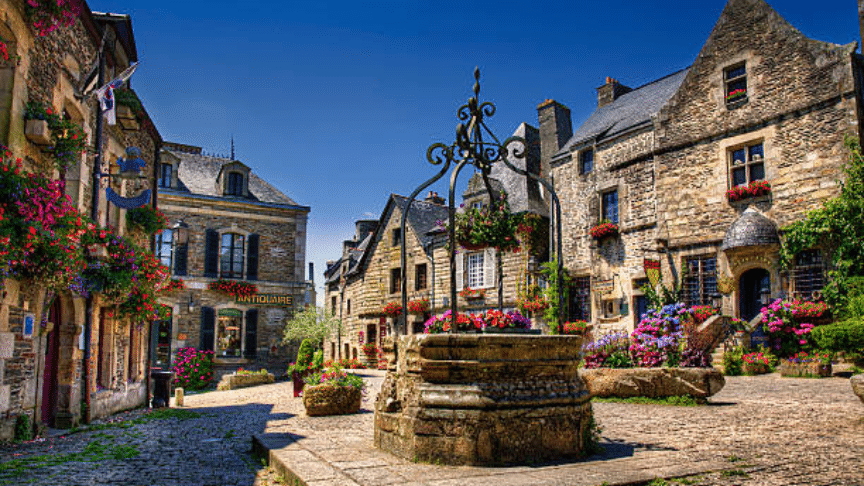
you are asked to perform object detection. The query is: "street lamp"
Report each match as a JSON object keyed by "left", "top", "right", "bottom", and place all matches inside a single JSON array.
[{"left": 171, "top": 219, "right": 189, "bottom": 245}]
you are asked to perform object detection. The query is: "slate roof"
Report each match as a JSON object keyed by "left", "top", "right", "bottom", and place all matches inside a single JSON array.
[
  {"left": 721, "top": 208, "right": 780, "bottom": 251},
  {"left": 163, "top": 148, "right": 304, "bottom": 208},
  {"left": 392, "top": 195, "right": 449, "bottom": 248},
  {"left": 490, "top": 123, "right": 548, "bottom": 216},
  {"left": 557, "top": 69, "right": 689, "bottom": 158}
]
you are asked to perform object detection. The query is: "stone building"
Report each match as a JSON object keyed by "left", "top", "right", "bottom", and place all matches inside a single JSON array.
[
  {"left": 155, "top": 142, "right": 311, "bottom": 378},
  {"left": 324, "top": 124, "right": 549, "bottom": 363},
  {"left": 0, "top": 3, "right": 162, "bottom": 438},
  {"left": 540, "top": 0, "right": 863, "bottom": 334}
]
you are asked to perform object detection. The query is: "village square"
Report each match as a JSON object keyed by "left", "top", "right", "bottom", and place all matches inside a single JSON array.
[{"left": 0, "top": 0, "right": 863, "bottom": 484}]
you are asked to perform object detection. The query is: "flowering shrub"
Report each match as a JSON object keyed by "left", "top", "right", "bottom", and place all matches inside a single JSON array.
[
  {"left": 690, "top": 305, "right": 718, "bottom": 324},
  {"left": 583, "top": 332, "right": 632, "bottom": 368},
  {"left": 172, "top": 347, "right": 214, "bottom": 390},
  {"left": 760, "top": 299, "right": 830, "bottom": 357},
  {"left": 629, "top": 303, "right": 687, "bottom": 367},
  {"left": 406, "top": 298, "right": 429, "bottom": 314},
  {"left": 726, "top": 180, "right": 771, "bottom": 202},
  {"left": 725, "top": 88, "right": 746, "bottom": 102},
  {"left": 459, "top": 287, "right": 485, "bottom": 300},
  {"left": 517, "top": 285, "right": 549, "bottom": 314},
  {"left": 303, "top": 367, "right": 366, "bottom": 392},
  {"left": 24, "top": 101, "right": 87, "bottom": 171},
  {"left": 481, "top": 309, "right": 532, "bottom": 330},
  {"left": 160, "top": 278, "right": 186, "bottom": 293},
  {"left": 25, "top": 0, "right": 83, "bottom": 37},
  {"left": 382, "top": 301, "right": 402, "bottom": 317},
  {"left": 126, "top": 206, "right": 168, "bottom": 235},
  {"left": 786, "top": 351, "right": 832, "bottom": 365},
  {"left": 207, "top": 279, "right": 257, "bottom": 298},
  {"left": 558, "top": 321, "right": 588, "bottom": 335},
  {"left": 447, "top": 193, "right": 521, "bottom": 252},
  {"left": 322, "top": 358, "right": 367, "bottom": 370},
  {"left": 590, "top": 220, "right": 619, "bottom": 239},
  {"left": 742, "top": 351, "right": 773, "bottom": 374},
  {"left": 424, "top": 310, "right": 484, "bottom": 333},
  {"left": 361, "top": 342, "right": 377, "bottom": 357}
]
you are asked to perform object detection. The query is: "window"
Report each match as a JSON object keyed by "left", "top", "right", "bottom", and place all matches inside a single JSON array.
[
  {"left": 154, "top": 311, "right": 172, "bottom": 370},
  {"left": 569, "top": 276, "right": 591, "bottom": 322},
  {"left": 601, "top": 190, "right": 619, "bottom": 224},
  {"left": 227, "top": 172, "right": 244, "bottom": 196},
  {"left": 579, "top": 149, "right": 593, "bottom": 174},
  {"left": 220, "top": 233, "right": 245, "bottom": 278},
  {"left": 415, "top": 263, "right": 428, "bottom": 291},
  {"left": 684, "top": 255, "right": 717, "bottom": 307},
  {"left": 159, "top": 163, "right": 173, "bottom": 188},
  {"left": 470, "top": 201, "right": 484, "bottom": 209},
  {"left": 216, "top": 309, "right": 243, "bottom": 357},
  {"left": 390, "top": 268, "right": 401, "bottom": 294},
  {"left": 392, "top": 228, "right": 401, "bottom": 247},
  {"left": 729, "top": 142, "right": 764, "bottom": 187},
  {"left": 467, "top": 252, "right": 485, "bottom": 289},
  {"left": 331, "top": 296, "right": 337, "bottom": 314},
  {"left": 346, "top": 299, "right": 351, "bottom": 316},
  {"left": 156, "top": 229, "right": 173, "bottom": 268},
  {"left": 633, "top": 278, "right": 649, "bottom": 324},
  {"left": 724, "top": 63, "right": 747, "bottom": 105},
  {"left": 792, "top": 250, "right": 825, "bottom": 300}
]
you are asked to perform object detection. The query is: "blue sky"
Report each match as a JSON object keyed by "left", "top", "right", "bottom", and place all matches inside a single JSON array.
[{"left": 90, "top": 0, "right": 861, "bottom": 303}]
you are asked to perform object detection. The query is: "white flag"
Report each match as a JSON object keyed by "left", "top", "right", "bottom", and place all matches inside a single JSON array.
[{"left": 94, "top": 62, "right": 138, "bottom": 125}]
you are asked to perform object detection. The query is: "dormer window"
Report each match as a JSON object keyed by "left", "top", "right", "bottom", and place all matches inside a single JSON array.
[
  {"left": 227, "top": 172, "right": 244, "bottom": 196},
  {"left": 159, "top": 163, "right": 173, "bottom": 188},
  {"left": 725, "top": 63, "right": 747, "bottom": 106}
]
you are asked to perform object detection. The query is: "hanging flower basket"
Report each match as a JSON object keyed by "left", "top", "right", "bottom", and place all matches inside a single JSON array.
[
  {"left": 126, "top": 206, "right": 169, "bottom": 235},
  {"left": 207, "top": 279, "right": 257, "bottom": 298},
  {"left": 382, "top": 301, "right": 402, "bottom": 317},
  {"left": 459, "top": 287, "right": 485, "bottom": 300},
  {"left": 407, "top": 298, "right": 429, "bottom": 314},
  {"left": 727, "top": 180, "right": 771, "bottom": 202},
  {"left": 447, "top": 193, "right": 521, "bottom": 252},
  {"left": 23, "top": 101, "right": 87, "bottom": 171},
  {"left": 590, "top": 220, "right": 619, "bottom": 239}
]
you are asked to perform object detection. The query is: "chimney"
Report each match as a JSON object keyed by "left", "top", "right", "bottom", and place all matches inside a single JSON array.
[
  {"left": 597, "top": 77, "right": 632, "bottom": 108},
  {"left": 537, "top": 99, "right": 573, "bottom": 171},
  {"left": 424, "top": 191, "right": 445, "bottom": 205},
  {"left": 860, "top": 1, "right": 864, "bottom": 54},
  {"left": 308, "top": 262, "right": 314, "bottom": 282},
  {"left": 355, "top": 219, "right": 378, "bottom": 241}
]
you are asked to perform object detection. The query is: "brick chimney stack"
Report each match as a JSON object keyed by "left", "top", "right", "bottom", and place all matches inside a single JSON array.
[
  {"left": 597, "top": 76, "right": 632, "bottom": 108},
  {"left": 424, "top": 191, "right": 445, "bottom": 205},
  {"left": 537, "top": 99, "right": 573, "bottom": 173}
]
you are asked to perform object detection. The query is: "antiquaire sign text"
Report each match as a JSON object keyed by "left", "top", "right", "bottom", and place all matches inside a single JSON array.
[{"left": 235, "top": 293, "right": 293, "bottom": 306}]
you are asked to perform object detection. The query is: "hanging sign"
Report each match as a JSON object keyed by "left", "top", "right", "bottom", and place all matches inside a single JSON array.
[
  {"left": 105, "top": 146, "right": 150, "bottom": 209},
  {"left": 644, "top": 259, "right": 661, "bottom": 288}
]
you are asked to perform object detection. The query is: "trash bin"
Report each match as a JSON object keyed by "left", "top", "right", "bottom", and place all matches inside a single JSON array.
[{"left": 150, "top": 370, "right": 173, "bottom": 408}]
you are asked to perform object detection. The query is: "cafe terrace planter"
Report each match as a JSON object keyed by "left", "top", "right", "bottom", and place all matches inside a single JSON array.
[
  {"left": 374, "top": 333, "right": 592, "bottom": 466},
  {"left": 216, "top": 372, "right": 275, "bottom": 391},
  {"left": 303, "top": 384, "right": 362, "bottom": 416},
  {"left": 579, "top": 367, "right": 726, "bottom": 399},
  {"left": 779, "top": 362, "right": 832, "bottom": 378}
]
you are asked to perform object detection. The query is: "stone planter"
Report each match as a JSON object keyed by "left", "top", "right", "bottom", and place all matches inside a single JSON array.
[
  {"left": 743, "top": 362, "right": 771, "bottom": 375},
  {"left": 779, "top": 362, "right": 832, "bottom": 378},
  {"left": 851, "top": 375, "right": 864, "bottom": 405},
  {"left": 579, "top": 367, "right": 726, "bottom": 399},
  {"left": 216, "top": 372, "right": 274, "bottom": 391},
  {"left": 25, "top": 119, "right": 51, "bottom": 145},
  {"left": 375, "top": 334, "right": 592, "bottom": 466},
  {"left": 481, "top": 327, "right": 541, "bottom": 334},
  {"left": 303, "top": 384, "right": 362, "bottom": 416}
]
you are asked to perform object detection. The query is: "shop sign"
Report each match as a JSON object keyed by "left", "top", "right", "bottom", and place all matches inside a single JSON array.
[{"left": 235, "top": 293, "right": 293, "bottom": 306}]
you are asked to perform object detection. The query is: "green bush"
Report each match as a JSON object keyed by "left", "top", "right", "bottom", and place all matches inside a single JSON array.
[
  {"left": 810, "top": 319, "right": 864, "bottom": 353},
  {"left": 14, "top": 414, "right": 32, "bottom": 443},
  {"left": 312, "top": 349, "right": 324, "bottom": 368},
  {"left": 296, "top": 339, "right": 316, "bottom": 367},
  {"left": 171, "top": 347, "right": 215, "bottom": 390},
  {"left": 723, "top": 347, "right": 743, "bottom": 376}
]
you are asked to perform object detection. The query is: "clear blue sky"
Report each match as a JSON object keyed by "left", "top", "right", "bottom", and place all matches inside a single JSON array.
[{"left": 90, "top": 0, "right": 861, "bottom": 303}]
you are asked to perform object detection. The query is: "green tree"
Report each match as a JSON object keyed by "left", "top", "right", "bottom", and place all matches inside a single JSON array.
[
  {"left": 540, "top": 257, "right": 570, "bottom": 330},
  {"left": 282, "top": 306, "right": 342, "bottom": 349}
]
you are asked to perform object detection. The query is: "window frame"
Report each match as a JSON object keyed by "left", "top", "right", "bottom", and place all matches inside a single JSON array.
[
  {"left": 156, "top": 228, "right": 174, "bottom": 269},
  {"left": 792, "top": 249, "right": 825, "bottom": 300},
  {"left": 728, "top": 141, "right": 765, "bottom": 188},
  {"left": 683, "top": 255, "right": 718, "bottom": 307},
  {"left": 601, "top": 189, "right": 619, "bottom": 225},
  {"left": 467, "top": 252, "right": 485, "bottom": 289},
  {"left": 415, "top": 263, "right": 428, "bottom": 291},
  {"left": 724, "top": 62, "right": 747, "bottom": 106},
  {"left": 159, "top": 163, "right": 173, "bottom": 189},
  {"left": 569, "top": 276, "right": 591, "bottom": 322},
  {"left": 226, "top": 171, "right": 244, "bottom": 196},
  {"left": 216, "top": 309, "right": 244, "bottom": 358},
  {"left": 579, "top": 148, "right": 594, "bottom": 175},
  {"left": 392, "top": 228, "right": 401, "bottom": 247},
  {"left": 219, "top": 232, "right": 245, "bottom": 279},
  {"left": 390, "top": 267, "right": 402, "bottom": 294}
]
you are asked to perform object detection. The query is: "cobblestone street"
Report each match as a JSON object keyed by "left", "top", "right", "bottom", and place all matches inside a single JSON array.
[{"left": 1, "top": 371, "right": 862, "bottom": 485}]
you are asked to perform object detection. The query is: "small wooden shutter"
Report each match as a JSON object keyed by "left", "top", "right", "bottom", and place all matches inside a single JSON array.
[
  {"left": 483, "top": 248, "right": 496, "bottom": 289},
  {"left": 455, "top": 252, "right": 464, "bottom": 290},
  {"left": 246, "top": 234, "right": 259, "bottom": 281},
  {"left": 200, "top": 307, "right": 215, "bottom": 351},
  {"left": 244, "top": 309, "right": 258, "bottom": 359},
  {"left": 174, "top": 243, "right": 188, "bottom": 276},
  {"left": 204, "top": 229, "right": 219, "bottom": 277}
]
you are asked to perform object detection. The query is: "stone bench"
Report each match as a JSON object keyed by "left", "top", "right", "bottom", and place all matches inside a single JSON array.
[
  {"left": 579, "top": 367, "right": 725, "bottom": 399},
  {"left": 852, "top": 374, "right": 864, "bottom": 405},
  {"left": 216, "top": 372, "right": 275, "bottom": 391}
]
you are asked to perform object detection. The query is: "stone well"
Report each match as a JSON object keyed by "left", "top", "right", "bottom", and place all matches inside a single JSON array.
[{"left": 374, "top": 334, "right": 592, "bottom": 466}]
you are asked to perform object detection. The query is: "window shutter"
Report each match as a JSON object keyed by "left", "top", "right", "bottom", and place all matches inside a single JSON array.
[
  {"left": 204, "top": 229, "right": 219, "bottom": 277},
  {"left": 200, "top": 307, "right": 215, "bottom": 351},
  {"left": 483, "top": 248, "right": 496, "bottom": 289},
  {"left": 246, "top": 234, "right": 259, "bottom": 281},
  {"left": 174, "top": 243, "right": 188, "bottom": 276},
  {"left": 244, "top": 309, "right": 258, "bottom": 359},
  {"left": 455, "top": 252, "right": 464, "bottom": 290}
]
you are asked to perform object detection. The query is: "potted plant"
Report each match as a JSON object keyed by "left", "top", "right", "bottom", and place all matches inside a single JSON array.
[
  {"left": 590, "top": 220, "right": 619, "bottom": 240},
  {"left": 459, "top": 287, "right": 485, "bottom": 300},
  {"left": 361, "top": 342, "right": 377, "bottom": 358},
  {"left": 407, "top": 298, "right": 429, "bottom": 315},
  {"left": 481, "top": 309, "right": 538, "bottom": 334},
  {"left": 288, "top": 339, "right": 319, "bottom": 397},
  {"left": 558, "top": 320, "right": 588, "bottom": 335},
  {"left": 382, "top": 301, "right": 402, "bottom": 318},
  {"left": 303, "top": 367, "right": 366, "bottom": 416},
  {"left": 448, "top": 193, "right": 521, "bottom": 251},
  {"left": 423, "top": 310, "right": 484, "bottom": 334},
  {"left": 517, "top": 285, "right": 548, "bottom": 314},
  {"left": 742, "top": 351, "right": 773, "bottom": 375}
]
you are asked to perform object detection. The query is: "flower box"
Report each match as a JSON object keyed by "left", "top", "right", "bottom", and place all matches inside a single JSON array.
[
  {"left": 482, "top": 327, "right": 541, "bottom": 334},
  {"left": 779, "top": 362, "right": 832, "bottom": 378},
  {"left": 406, "top": 298, "right": 429, "bottom": 314},
  {"left": 459, "top": 287, "right": 485, "bottom": 300},
  {"left": 727, "top": 180, "right": 771, "bottom": 202},
  {"left": 725, "top": 89, "right": 747, "bottom": 103},
  {"left": 303, "top": 384, "right": 362, "bottom": 416},
  {"left": 25, "top": 119, "right": 51, "bottom": 145},
  {"left": 590, "top": 221, "right": 619, "bottom": 239},
  {"left": 743, "top": 362, "right": 771, "bottom": 375},
  {"left": 382, "top": 301, "right": 402, "bottom": 317}
]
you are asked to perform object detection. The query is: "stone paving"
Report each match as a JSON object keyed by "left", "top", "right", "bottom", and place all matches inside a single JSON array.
[{"left": 0, "top": 370, "right": 862, "bottom": 485}]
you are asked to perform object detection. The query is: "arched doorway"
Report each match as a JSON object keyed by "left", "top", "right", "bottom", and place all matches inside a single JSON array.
[
  {"left": 739, "top": 268, "right": 770, "bottom": 322},
  {"left": 41, "top": 300, "right": 61, "bottom": 426}
]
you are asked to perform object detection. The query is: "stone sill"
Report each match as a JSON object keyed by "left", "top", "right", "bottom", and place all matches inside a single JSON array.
[{"left": 725, "top": 97, "right": 748, "bottom": 110}]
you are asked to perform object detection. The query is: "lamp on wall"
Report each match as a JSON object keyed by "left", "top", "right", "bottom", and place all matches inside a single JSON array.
[
  {"left": 188, "top": 293, "right": 196, "bottom": 312},
  {"left": 711, "top": 293, "right": 722, "bottom": 310},
  {"left": 172, "top": 219, "right": 189, "bottom": 245}
]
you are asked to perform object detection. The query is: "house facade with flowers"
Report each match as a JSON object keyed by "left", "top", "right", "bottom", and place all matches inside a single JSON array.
[
  {"left": 0, "top": 2, "right": 164, "bottom": 439},
  {"left": 540, "top": 0, "right": 863, "bottom": 335},
  {"left": 155, "top": 142, "right": 312, "bottom": 380}
]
